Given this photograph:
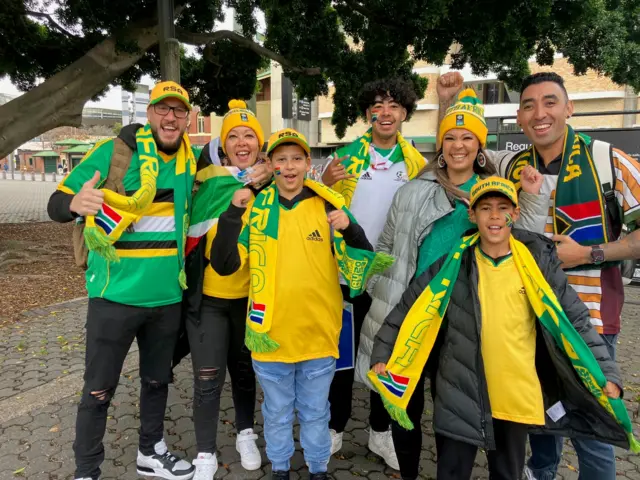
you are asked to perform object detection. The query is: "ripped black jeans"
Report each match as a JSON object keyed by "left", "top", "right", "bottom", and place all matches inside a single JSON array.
[
  {"left": 187, "top": 295, "right": 256, "bottom": 453},
  {"left": 74, "top": 298, "right": 182, "bottom": 480}
]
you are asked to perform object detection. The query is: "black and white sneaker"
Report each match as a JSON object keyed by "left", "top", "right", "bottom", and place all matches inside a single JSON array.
[{"left": 137, "top": 439, "right": 195, "bottom": 480}]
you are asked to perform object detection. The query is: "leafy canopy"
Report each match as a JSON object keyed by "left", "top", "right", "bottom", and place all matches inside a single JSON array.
[{"left": 1, "top": 0, "right": 639, "bottom": 138}]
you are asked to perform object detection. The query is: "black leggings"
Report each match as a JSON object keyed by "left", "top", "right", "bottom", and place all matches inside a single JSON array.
[
  {"left": 187, "top": 295, "right": 256, "bottom": 453},
  {"left": 391, "top": 373, "right": 428, "bottom": 480},
  {"left": 329, "top": 286, "right": 392, "bottom": 433},
  {"left": 436, "top": 419, "right": 528, "bottom": 479}
]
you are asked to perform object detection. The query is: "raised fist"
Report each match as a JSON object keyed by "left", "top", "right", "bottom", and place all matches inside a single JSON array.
[{"left": 231, "top": 188, "right": 252, "bottom": 208}]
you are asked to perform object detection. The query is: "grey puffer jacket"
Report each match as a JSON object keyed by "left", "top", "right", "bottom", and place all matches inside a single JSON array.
[
  {"left": 370, "top": 229, "right": 627, "bottom": 450},
  {"left": 354, "top": 170, "right": 549, "bottom": 385}
]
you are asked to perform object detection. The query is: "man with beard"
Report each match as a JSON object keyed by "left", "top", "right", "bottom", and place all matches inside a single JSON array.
[{"left": 47, "top": 81, "right": 198, "bottom": 480}]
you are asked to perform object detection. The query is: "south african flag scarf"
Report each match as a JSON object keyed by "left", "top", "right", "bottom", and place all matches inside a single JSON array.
[
  {"left": 507, "top": 126, "right": 612, "bottom": 257},
  {"left": 186, "top": 164, "right": 247, "bottom": 256},
  {"left": 83, "top": 123, "right": 196, "bottom": 288},
  {"left": 332, "top": 129, "right": 426, "bottom": 207},
  {"left": 244, "top": 179, "right": 394, "bottom": 353},
  {"left": 368, "top": 232, "right": 639, "bottom": 453}
]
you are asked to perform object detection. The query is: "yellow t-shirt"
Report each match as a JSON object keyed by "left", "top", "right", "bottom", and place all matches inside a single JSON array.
[
  {"left": 203, "top": 199, "right": 253, "bottom": 300},
  {"left": 251, "top": 196, "right": 343, "bottom": 363},
  {"left": 476, "top": 248, "right": 545, "bottom": 425}
]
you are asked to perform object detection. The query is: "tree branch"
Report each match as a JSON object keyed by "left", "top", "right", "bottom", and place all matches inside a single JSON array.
[
  {"left": 338, "top": 0, "right": 404, "bottom": 30},
  {"left": 175, "top": 28, "right": 322, "bottom": 76},
  {"left": 25, "top": 11, "right": 79, "bottom": 38}
]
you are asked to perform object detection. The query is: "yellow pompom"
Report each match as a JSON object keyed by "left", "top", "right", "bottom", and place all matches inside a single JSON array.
[
  {"left": 458, "top": 88, "right": 478, "bottom": 100},
  {"left": 228, "top": 99, "right": 247, "bottom": 110}
]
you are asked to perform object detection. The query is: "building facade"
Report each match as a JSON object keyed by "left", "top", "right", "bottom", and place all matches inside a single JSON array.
[{"left": 317, "top": 56, "right": 640, "bottom": 158}]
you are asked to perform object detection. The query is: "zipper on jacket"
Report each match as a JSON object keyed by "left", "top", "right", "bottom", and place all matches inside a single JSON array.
[{"left": 470, "top": 257, "right": 495, "bottom": 450}]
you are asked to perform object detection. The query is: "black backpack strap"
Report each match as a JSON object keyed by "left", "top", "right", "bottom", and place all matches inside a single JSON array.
[{"left": 592, "top": 140, "right": 622, "bottom": 240}]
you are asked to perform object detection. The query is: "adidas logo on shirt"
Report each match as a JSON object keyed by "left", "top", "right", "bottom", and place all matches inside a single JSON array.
[
  {"left": 307, "top": 229, "right": 323, "bottom": 241},
  {"left": 361, "top": 171, "right": 373, "bottom": 180}
]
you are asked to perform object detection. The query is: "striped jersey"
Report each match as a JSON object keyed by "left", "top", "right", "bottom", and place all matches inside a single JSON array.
[
  {"left": 58, "top": 139, "right": 197, "bottom": 307},
  {"left": 498, "top": 148, "right": 640, "bottom": 333}
]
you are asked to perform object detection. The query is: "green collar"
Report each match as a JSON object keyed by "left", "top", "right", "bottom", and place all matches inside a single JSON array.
[{"left": 477, "top": 247, "right": 512, "bottom": 267}]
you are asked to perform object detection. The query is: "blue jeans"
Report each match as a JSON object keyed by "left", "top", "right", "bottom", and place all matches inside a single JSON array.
[
  {"left": 253, "top": 357, "right": 336, "bottom": 474},
  {"left": 527, "top": 333, "right": 618, "bottom": 480}
]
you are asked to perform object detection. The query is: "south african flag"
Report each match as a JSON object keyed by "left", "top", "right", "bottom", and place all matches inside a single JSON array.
[
  {"left": 249, "top": 301, "right": 266, "bottom": 325},
  {"left": 94, "top": 203, "right": 124, "bottom": 235},
  {"left": 377, "top": 371, "right": 410, "bottom": 398},
  {"left": 186, "top": 165, "right": 246, "bottom": 256}
]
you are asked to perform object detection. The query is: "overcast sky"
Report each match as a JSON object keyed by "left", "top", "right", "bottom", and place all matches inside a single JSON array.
[{"left": 0, "top": 7, "right": 263, "bottom": 110}]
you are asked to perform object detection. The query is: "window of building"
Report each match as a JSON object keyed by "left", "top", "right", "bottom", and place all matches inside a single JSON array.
[
  {"left": 197, "top": 114, "right": 205, "bottom": 134},
  {"left": 472, "top": 82, "right": 512, "bottom": 105}
]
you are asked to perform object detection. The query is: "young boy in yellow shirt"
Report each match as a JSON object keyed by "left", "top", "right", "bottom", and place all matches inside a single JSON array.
[
  {"left": 212, "top": 129, "right": 375, "bottom": 480},
  {"left": 370, "top": 177, "right": 627, "bottom": 480}
]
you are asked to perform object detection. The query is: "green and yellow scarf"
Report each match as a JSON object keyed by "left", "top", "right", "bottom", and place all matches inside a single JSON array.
[
  {"left": 84, "top": 123, "right": 196, "bottom": 288},
  {"left": 244, "top": 179, "right": 394, "bottom": 353},
  {"left": 507, "top": 126, "right": 612, "bottom": 253},
  {"left": 368, "top": 232, "right": 639, "bottom": 453},
  {"left": 332, "top": 129, "right": 426, "bottom": 206}
]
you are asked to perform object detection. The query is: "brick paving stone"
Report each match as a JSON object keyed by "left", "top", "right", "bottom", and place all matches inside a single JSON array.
[
  {"left": 0, "top": 293, "right": 637, "bottom": 479},
  {"left": 0, "top": 179, "right": 57, "bottom": 223}
]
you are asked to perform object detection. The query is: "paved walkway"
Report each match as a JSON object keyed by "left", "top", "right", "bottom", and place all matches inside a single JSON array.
[
  {"left": 0, "top": 179, "right": 57, "bottom": 223},
  {"left": 0, "top": 293, "right": 639, "bottom": 480}
]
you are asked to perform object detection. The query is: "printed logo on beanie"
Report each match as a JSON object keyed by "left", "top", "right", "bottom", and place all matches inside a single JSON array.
[
  {"left": 240, "top": 113, "right": 248, "bottom": 122},
  {"left": 456, "top": 114, "right": 464, "bottom": 126}
]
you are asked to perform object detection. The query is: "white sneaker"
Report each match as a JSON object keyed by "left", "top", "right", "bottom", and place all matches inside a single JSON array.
[
  {"left": 368, "top": 429, "right": 400, "bottom": 470},
  {"left": 330, "top": 429, "right": 343, "bottom": 455},
  {"left": 137, "top": 439, "right": 195, "bottom": 480},
  {"left": 192, "top": 452, "right": 218, "bottom": 480},
  {"left": 236, "top": 428, "right": 262, "bottom": 470},
  {"left": 523, "top": 466, "right": 551, "bottom": 480}
]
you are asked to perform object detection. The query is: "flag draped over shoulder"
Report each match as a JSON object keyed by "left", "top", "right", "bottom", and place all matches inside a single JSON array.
[
  {"left": 186, "top": 165, "right": 246, "bottom": 256},
  {"left": 368, "top": 233, "right": 639, "bottom": 454}
]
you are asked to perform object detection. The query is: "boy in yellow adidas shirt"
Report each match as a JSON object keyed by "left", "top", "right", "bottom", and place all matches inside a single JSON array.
[
  {"left": 371, "top": 177, "right": 625, "bottom": 480},
  {"left": 211, "top": 129, "right": 373, "bottom": 480}
]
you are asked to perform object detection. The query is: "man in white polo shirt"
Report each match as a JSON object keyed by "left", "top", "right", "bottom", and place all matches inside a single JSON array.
[{"left": 322, "top": 77, "right": 426, "bottom": 469}]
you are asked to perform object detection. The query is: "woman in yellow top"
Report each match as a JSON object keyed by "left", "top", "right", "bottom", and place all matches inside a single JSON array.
[{"left": 186, "top": 100, "right": 270, "bottom": 480}]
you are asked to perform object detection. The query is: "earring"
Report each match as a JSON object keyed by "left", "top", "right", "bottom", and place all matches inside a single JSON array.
[
  {"left": 437, "top": 154, "right": 446, "bottom": 168},
  {"left": 476, "top": 152, "right": 487, "bottom": 168}
]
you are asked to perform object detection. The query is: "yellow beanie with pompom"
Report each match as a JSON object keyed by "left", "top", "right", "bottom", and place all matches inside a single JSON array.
[
  {"left": 220, "top": 99, "right": 265, "bottom": 153},
  {"left": 438, "top": 88, "right": 488, "bottom": 147}
]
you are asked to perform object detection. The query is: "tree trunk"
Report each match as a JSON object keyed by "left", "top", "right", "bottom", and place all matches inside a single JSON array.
[{"left": 0, "top": 24, "right": 159, "bottom": 159}]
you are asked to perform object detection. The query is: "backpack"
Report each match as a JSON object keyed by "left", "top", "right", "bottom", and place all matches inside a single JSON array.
[
  {"left": 591, "top": 140, "right": 635, "bottom": 280},
  {"left": 72, "top": 137, "right": 134, "bottom": 269}
]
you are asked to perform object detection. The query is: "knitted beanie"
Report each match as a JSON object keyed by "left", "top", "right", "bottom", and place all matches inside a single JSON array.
[
  {"left": 438, "top": 88, "right": 488, "bottom": 147},
  {"left": 220, "top": 100, "right": 265, "bottom": 153}
]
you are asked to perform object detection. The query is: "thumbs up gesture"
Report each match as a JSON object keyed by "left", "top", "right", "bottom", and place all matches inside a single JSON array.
[{"left": 70, "top": 171, "right": 105, "bottom": 216}]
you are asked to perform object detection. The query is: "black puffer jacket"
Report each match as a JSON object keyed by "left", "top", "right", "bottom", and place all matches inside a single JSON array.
[{"left": 371, "top": 229, "right": 628, "bottom": 450}]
